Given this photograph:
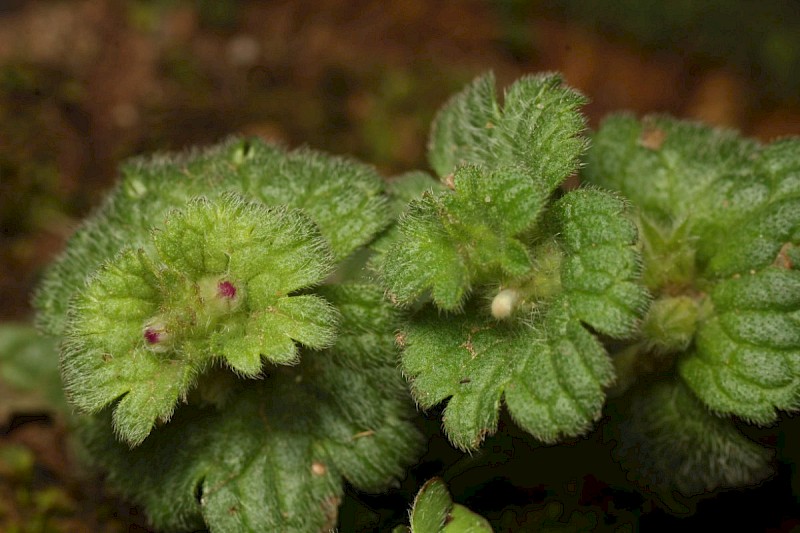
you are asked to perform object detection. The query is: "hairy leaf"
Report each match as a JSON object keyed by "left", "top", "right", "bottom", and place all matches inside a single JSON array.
[
  {"left": 584, "top": 116, "right": 800, "bottom": 423},
  {"left": 680, "top": 267, "right": 800, "bottom": 423},
  {"left": 615, "top": 379, "right": 773, "bottom": 497},
  {"left": 547, "top": 188, "right": 648, "bottom": 338},
  {"left": 62, "top": 194, "right": 338, "bottom": 446},
  {"left": 429, "top": 72, "right": 587, "bottom": 193},
  {"left": 395, "top": 478, "right": 492, "bottom": 533},
  {"left": 584, "top": 114, "right": 757, "bottom": 228},
  {"left": 428, "top": 73, "right": 499, "bottom": 178},
  {"left": 399, "top": 187, "right": 644, "bottom": 448},
  {"left": 234, "top": 144, "right": 390, "bottom": 260},
  {"left": 35, "top": 138, "right": 388, "bottom": 338},
  {"left": 403, "top": 307, "right": 614, "bottom": 450},
  {"left": 380, "top": 165, "right": 544, "bottom": 310},
  {"left": 77, "top": 351, "right": 422, "bottom": 532}
]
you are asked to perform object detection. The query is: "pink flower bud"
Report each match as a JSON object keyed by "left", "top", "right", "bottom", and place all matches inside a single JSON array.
[
  {"left": 144, "top": 328, "right": 162, "bottom": 345},
  {"left": 142, "top": 320, "right": 170, "bottom": 352},
  {"left": 218, "top": 280, "right": 237, "bottom": 299}
]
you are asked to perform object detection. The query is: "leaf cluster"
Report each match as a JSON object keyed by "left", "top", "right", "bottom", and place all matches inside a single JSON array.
[
  {"left": 33, "top": 139, "right": 421, "bottom": 530},
  {"left": 585, "top": 115, "right": 800, "bottom": 424},
  {"left": 25, "top": 71, "right": 800, "bottom": 530},
  {"left": 378, "top": 73, "right": 647, "bottom": 450},
  {"left": 585, "top": 114, "right": 799, "bottom": 496}
]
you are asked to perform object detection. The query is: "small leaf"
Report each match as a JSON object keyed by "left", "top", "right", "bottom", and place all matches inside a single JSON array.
[
  {"left": 503, "top": 305, "right": 615, "bottom": 444},
  {"left": 368, "top": 171, "right": 444, "bottom": 273},
  {"left": 443, "top": 504, "right": 494, "bottom": 533},
  {"left": 428, "top": 73, "right": 499, "bottom": 178},
  {"left": 548, "top": 188, "right": 648, "bottom": 338},
  {"left": 406, "top": 478, "right": 493, "bottom": 533},
  {"left": 410, "top": 478, "right": 452, "bottom": 532},
  {"left": 380, "top": 192, "right": 471, "bottom": 310},
  {"left": 702, "top": 196, "right": 800, "bottom": 278},
  {"left": 380, "top": 165, "right": 543, "bottom": 310},
  {"left": 428, "top": 72, "right": 587, "bottom": 193}
]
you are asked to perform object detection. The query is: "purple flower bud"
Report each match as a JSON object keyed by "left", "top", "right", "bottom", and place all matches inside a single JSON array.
[
  {"left": 144, "top": 328, "right": 162, "bottom": 345},
  {"left": 144, "top": 328, "right": 161, "bottom": 344},
  {"left": 218, "top": 281, "right": 237, "bottom": 299},
  {"left": 143, "top": 320, "right": 170, "bottom": 352}
]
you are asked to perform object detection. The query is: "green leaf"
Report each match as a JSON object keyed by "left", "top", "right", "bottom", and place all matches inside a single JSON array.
[
  {"left": 444, "top": 504, "right": 494, "bottom": 533},
  {"left": 317, "top": 283, "right": 402, "bottom": 368},
  {"left": 547, "top": 188, "right": 648, "bottom": 338},
  {"left": 367, "top": 171, "right": 445, "bottom": 278},
  {"left": 410, "top": 478, "right": 452, "bottom": 532},
  {"left": 584, "top": 116, "right": 800, "bottom": 423},
  {"left": 396, "top": 186, "right": 645, "bottom": 448},
  {"left": 380, "top": 164, "right": 544, "bottom": 310},
  {"left": 0, "top": 324, "right": 66, "bottom": 423},
  {"left": 614, "top": 379, "right": 773, "bottom": 497},
  {"left": 380, "top": 192, "right": 470, "bottom": 309},
  {"left": 428, "top": 72, "right": 588, "bottom": 193},
  {"left": 694, "top": 139, "right": 800, "bottom": 275},
  {"left": 428, "top": 73, "right": 500, "bottom": 178},
  {"left": 503, "top": 306, "right": 615, "bottom": 444},
  {"left": 77, "top": 352, "right": 422, "bottom": 532},
  {"left": 402, "top": 307, "right": 614, "bottom": 450},
  {"left": 679, "top": 267, "right": 800, "bottom": 423},
  {"left": 405, "top": 478, "right": 492, "bottom": 533},
  {"left": 235, "top": 144, "right": 390, "bottom": 260},
  {"left": 583, "top": 114, "right": 757, "bottom": 228},
  {"left": 35, "top": 138, "right": 388, "bottom": 338},
  {"left": 62, "top": 194, "right": 338, "bottom": 446}
]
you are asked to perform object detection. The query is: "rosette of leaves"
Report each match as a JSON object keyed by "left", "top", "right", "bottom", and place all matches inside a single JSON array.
[
  {"left": 35, "top": 138, "right": 389, "bottom": 339},
  {"left": 584, "top": 115, "right": 798, "bottom": 494},
  {"left": 377, "top": 73, "right": 648, "bottom": 450},
  {"left": 62, "top": 193, "right": 339, "bottom": 446},
  {"left": 33, "top": 139, "right": 423, "bottom": 530},
  {"left": 34, "top": 139, "right": 393, "bottom": 446}
]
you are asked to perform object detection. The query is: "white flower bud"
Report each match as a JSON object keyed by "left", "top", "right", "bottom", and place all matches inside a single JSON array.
[{"left": 491, "top": 288, "right": 519, "bottom": 319}]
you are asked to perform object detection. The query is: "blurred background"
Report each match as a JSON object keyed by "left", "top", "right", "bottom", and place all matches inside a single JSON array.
[{"left": 1, "top": 1, "right": 799, "bottom": 530}]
